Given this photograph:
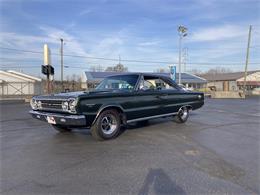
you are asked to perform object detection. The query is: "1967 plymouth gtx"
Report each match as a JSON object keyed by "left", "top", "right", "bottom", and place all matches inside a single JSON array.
[{"left": 30, "top": 73, "right": 204, "bottom": 141}]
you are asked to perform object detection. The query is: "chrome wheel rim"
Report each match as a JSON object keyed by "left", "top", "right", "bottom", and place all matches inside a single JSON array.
[
  {"left": 101, "top": 114, "right": 117, "bottom": 135},
  {"left": 179, "top": 107, "right": 188, "bottom": 120}
]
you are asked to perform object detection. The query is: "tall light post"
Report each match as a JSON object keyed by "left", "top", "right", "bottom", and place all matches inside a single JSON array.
[
  {"left": 60, "top": 38, "right": 64, "bottom": 91},
  {"left": 178, "top": 25, "right": 188, "bottom": 85}
]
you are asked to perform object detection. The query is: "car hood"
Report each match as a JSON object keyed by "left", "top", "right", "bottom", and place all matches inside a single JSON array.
[
  {"left": 33, "top": 90, "right": 125, "bottom": 100},
  {"left": 34, "top": 91, "right": 86, "bottom": 100}
]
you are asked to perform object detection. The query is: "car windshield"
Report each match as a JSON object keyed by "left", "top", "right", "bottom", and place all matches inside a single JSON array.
[{"left": 96, "top": 75, "right": 139, "bottom": 91}]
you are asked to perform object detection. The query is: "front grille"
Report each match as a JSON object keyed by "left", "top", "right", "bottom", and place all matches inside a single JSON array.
[{"left": 40, "top": 100, "right": 63, "bottom": 111}]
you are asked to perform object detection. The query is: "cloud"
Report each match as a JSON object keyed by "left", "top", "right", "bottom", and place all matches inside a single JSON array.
[
  {"left": 0, "top": 32, "right": 56, "bottom": 47},
  {"left": 0, "top": 26, "right": 92, "bottom": 71},
  {"left": 39, "top": 26, "right": 90, "bottom": 56},
  {"left": 189, "top": 25, "right": 247, "bottom": 42},
  {"left": 78, "top": 9, "right": 92, "bottom": 16},
  {"left": 89, "top": 36, "right": 124, "bottom": 62},
  {"left": 138, "top": 41, "right": 160, "bottom": 46}
]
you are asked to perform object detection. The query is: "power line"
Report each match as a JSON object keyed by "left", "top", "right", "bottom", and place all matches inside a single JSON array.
[
  {"left": 1, "top": 60, "right": 259, "bottom": 68},
  {"left": 0, "top": 47, "right": 42, "bottom": 54},
  {"left": 0, "top": 46, "right": 259, "bottom": 65},
  {"left": 0, "top": 65, "right": 256, "bottom": 71}
]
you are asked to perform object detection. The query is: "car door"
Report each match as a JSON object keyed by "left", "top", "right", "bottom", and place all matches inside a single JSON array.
[
  {"left": 125, "top": 75, "right": 163, "bottom": 121},
  {"left": 155, "top": 77, "right": 185, "bottom": 115}
]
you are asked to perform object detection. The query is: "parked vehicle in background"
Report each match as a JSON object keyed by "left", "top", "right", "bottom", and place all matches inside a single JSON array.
[
  {"left": 252, "top": 87, "right": 260, "bottom": 95},
  {"left": 178, "top": 84, "right": 194, "bottom": 91},
  {"left": 29, "top": 73, "right": 204, "bottom": 141}
]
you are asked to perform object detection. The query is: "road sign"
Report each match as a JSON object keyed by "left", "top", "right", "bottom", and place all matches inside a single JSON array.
[
  {"left": 170, "top": 66, "right": 176, "bottom": 82},
  {"left": 42, "top": 65, "right": 54, "bottom": 75}
]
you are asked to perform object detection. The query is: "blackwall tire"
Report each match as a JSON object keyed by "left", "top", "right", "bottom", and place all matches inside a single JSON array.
[
  {"left": 174, "top": 106, "right": 189, "bottom": 123},
  {"left": 90, "top": 109, "right": 121, "bottom": 141},
  {"left": 52, "top": 125, "right": 72, "bottom": 132}
]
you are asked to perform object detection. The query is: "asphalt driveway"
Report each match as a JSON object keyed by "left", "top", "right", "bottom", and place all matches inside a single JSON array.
[{"left": 0, "top": 97, "right": 259, "bottom": 194}]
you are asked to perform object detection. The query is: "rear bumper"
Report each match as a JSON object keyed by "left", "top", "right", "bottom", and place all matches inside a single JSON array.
[{"left": 29, "top": 110, "right": 86, "bottom": 127}]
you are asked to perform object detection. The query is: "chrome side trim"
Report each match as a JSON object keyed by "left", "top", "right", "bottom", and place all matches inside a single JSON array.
[
  {"left": 125, "top": 102, "right": 196, "bottom": 113},
  {"left": 126, "top": 112, "right": 178, "bottom": 123}
]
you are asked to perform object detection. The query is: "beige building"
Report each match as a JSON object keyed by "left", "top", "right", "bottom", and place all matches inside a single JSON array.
[{"left": 200, "top": 71, "right": 260, "bottom": 92}]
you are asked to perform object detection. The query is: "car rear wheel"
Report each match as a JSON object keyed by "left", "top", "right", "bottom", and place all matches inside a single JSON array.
[
  {"left": 174, "top": 106, "right": 189, "bottom": 123},
  {"left": 52, "top": 125, "right": 72, "bottom": 132},
  {"left": 91, "top": 109, "right": 121, "bottom": 141}
]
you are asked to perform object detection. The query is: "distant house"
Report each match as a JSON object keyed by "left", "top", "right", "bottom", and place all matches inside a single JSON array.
[
  {"left": 0, "top": 70, "right": 42, "bottom": 97},
  {"left": 199, "top": 71, "right": 260, "bottom": 91},
  {"left": 81, "top": 71, "right": 207, "bottom": 89}
]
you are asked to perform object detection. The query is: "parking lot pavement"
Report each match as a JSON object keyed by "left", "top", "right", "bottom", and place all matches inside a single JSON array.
[{"left": 0, "top": 97, "right": 259, "bottom": 194}]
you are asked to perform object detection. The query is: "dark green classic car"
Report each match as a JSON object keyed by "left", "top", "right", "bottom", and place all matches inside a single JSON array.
[{"left": 30, "top": 73, "right": 204, "bottom": 140}]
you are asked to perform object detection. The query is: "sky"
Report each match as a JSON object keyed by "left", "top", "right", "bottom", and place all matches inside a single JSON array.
[{"left": 0, "top": 0, "right": 259, "bottom": 78}]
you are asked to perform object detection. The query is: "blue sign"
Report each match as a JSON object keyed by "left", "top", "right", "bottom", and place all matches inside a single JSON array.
[{"left": 170, "top": 66, "right": 176, "bottom": 81}]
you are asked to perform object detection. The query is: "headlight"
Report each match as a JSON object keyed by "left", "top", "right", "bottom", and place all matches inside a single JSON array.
[
  {"left": 62, "top": 101, "right": 69, "bottom": 111},
  {"left": 30, "top": 98, "right": 37, "bottom": 110},
  {"left": 37, "top": 100, "right": 42, "bottom": 109},
  {"left": 61, "top": 98, "right": 78, "bottom": 113},
  {"left": 62, "top": 99, "right": 77, "bottom": 113},
  {"left": 68, "top": 98, "right": 77, "bottom": 113}
]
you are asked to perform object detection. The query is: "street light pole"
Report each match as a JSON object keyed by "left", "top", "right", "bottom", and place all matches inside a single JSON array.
[
  {"left": 178, "top": 26, "right": 188, "bottom": 85},
  {"left": 178, "top": 34, "right": 182, "bottom": 85},
  {"left": 60, "top": 38, "right": 64, "bottom": 91}
]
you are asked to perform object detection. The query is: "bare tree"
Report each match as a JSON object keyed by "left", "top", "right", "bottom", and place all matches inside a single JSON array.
[
  {"left": 154, "top": 68, "right": 169, "bottom": 73},
  {"left": 206, "top": 67, "right": 233, "bottom": 74},
  {"left": 89, "top": 65, "right": 104, "bottom": 72},
  {"left": 105, "top": 63, "right": 128, "bottom": 72},
  {"left": 189, "top": 69, "right": 203, "bottom": 75},
  {"left": 66, "top": 75, "right": 70, "bottom": 81},
  {"left": 71, "top": 74, "right": 77, "bottom": 81}
]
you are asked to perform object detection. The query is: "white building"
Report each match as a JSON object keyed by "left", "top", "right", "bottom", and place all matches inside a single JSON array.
[{"left": 0, "top": 70, "right": 42, "bottom": 97}]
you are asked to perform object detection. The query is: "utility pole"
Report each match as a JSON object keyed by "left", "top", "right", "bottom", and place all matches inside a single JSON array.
[
  {"left": 60, "top": 38, "right": 64, "bottom": 92},
  {"left": 178, "top": 26, "right": 188, "bottom": 85},
  {"left": 243, "top": 25, "right": 252, "bottom": 94}
]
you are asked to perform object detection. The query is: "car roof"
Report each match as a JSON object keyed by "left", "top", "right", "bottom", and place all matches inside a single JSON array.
[
  {"left": 107, "top": 72, "right": 168, "bottom": 78},
  {"left": 84, "top": 71, "right": 207, "bottom": 84}
]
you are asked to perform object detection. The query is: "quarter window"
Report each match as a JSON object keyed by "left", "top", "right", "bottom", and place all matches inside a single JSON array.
[{"left": 140, "top": 76, "right": 178, "bottom": 91}]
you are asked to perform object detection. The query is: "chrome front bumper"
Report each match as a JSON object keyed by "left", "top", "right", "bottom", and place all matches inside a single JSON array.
[{"left": 29, "top": 110, "right": 86, "bottom": 127}]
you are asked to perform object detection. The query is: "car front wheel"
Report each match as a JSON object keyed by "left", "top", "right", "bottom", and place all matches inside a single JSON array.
[
  {"left": 174, "top": 106, "right": 189, "bottom": 123},
  {"left": 91, "top": 109, "right": 121, "bottom": 141}
]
